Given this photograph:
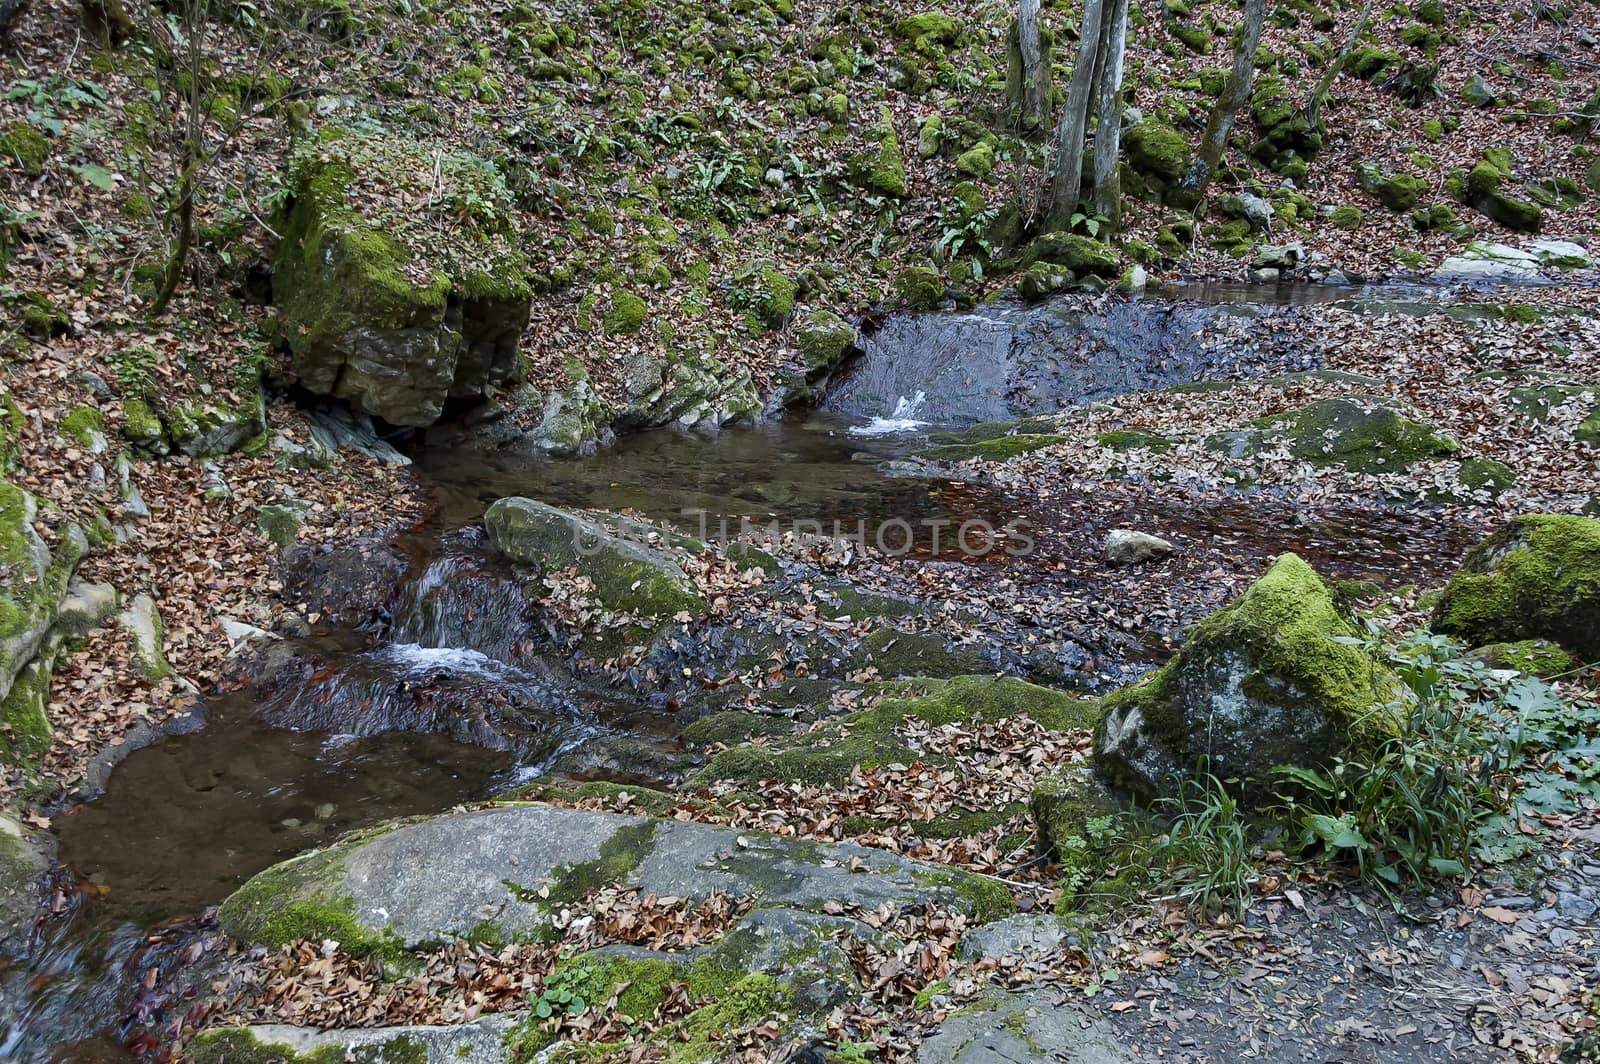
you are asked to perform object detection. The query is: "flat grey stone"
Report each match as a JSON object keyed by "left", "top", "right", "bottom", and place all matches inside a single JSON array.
[
  {"left": 958, "top": 914, "right": 1069, "bottom": 961},
  {"left": 221, "top": 804, "right": 1008, "bottom": 951},
  {"left": 916, "top": 988, "right": 1139, "bottom": 1063},
  {"left": 200, "top": 1015, "right": 520, "bottom": 1064}
]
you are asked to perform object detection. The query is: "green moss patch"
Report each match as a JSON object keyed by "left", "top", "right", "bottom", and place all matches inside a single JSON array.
[{"left": 1432, "top": 514, "right": 1600, "bottom": 660}]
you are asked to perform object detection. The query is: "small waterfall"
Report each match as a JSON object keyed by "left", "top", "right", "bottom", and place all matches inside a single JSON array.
[
  {"left": 847, "top": 390, "right": 929, "bottom": 436},
  {"left": 387, "top": 532, "right": 536, "bottom": 665}
]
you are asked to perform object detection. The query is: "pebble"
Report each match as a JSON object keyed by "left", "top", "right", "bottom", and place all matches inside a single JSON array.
[
  {"left": 1557, "top": 893, "right": 1597, "bottom": 919},
  {"left": 1551, "top": 928, "right": 1581, "bottom": 948},
  {"left": 1491, "top": 894, "right": 1538, "bottom": 909}
]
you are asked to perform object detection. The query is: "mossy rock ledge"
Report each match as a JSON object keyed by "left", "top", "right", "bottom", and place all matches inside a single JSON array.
[
  {"left": 1093, "top": 554, "right": 1403, "bottom": 801},
  {"left": 216, "top": 803, "right": 1014, "bottom": 955},
  {"left": 1215, "top": 396, "right": 1459, "bottom": 475},
  {"left": 272, "top": 124, "right": 532, "bottom": 427},
  {"left": 1432, "top": 514, "right": 1600, "bottom": 661},
  {"left": 483, "top": 497, "right": 704, "bottom": 617}
]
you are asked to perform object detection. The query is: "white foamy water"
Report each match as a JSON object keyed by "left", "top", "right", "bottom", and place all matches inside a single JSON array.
[
  {"left": 376, "top": 643, "right": 507, "bottom": 678},
  {"left": 847, "top": 391, "right": 929, "bottom": 436}
]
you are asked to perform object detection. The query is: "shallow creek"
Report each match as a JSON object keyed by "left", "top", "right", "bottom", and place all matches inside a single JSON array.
[{"left": 0, "top": 285, "right": 1520, "bottom": 1060}]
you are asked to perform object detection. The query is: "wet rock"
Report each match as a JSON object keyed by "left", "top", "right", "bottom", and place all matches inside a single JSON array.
[
  {"left": 847, "top": 628, "right": 997, "bottom": 678},
  {"left": 1432, "top": 514, "right": 1600, "bottom": 660},
  {"left": 485, "top": 497, "right": 704, "bottom": 617},
  {"left": 0, "top": 813, "right": 51, "bottom": 949},
  {"left": 218, "top": 803, "right": 1012, "bottom": 952},
  {"left": 306, "top": 406, "right": 411, "bottom": 466},
  {"left": 916, "top": 987, "right": 1136, "bottom": 1063},
  {"left": 1431, "top": 240, "right": 1544, "bottom": 281},
  {"left": 1103, "top": 529, "right": 1174, "bottom": 566},
  {"left": 273, "top": 124, "right": 531, "bottom": 427},
  {"left": 1093, "top": 554, "right": 1403, "bottom": 801},
  {"left": 698, "top": 674, "right": 1098, "bottom": 790},
  {"left": 279, "top": 537, "right": 409, "bottom": 628}
]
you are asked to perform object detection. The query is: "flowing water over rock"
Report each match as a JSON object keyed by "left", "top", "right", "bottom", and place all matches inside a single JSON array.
[{"left": 824, "top": 296, "right": 1301, "bottom": 426}]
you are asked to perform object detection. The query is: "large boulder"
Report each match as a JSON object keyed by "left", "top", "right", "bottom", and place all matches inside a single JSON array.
[
  {"left": 273, "top": 124, "right": 532, "bottom": 427},
  {"left": 217, "top": 803, "right": 1011, "bottom": 953},
  {"left": 1432, "top": 515, "right": 1600, "bottom": 661},
  {"left": 484, "top": 497, "right": 704, "bottom": 617},
  {"left": 1093, "top": 554, "right": 1401, "bottom": 800}
]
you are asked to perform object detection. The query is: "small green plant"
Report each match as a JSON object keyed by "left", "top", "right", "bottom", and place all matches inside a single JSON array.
[
  {"left": 1150, "top": 773, "right": 1258, "bottom": 919},
  {"left": 934, "top": 197, "right": 995, "bottom": 278},
  {"left": 114, "top": 346, "right": 163, "bottom": 394},
  {"left": 1069, "top": 210, "right": 1108, "bottom": 238},
  {"left": 531, "top": 965, "right": 596, "bottom": 1022},
  {"left": 1275, "top": 632, "right": 1599, "bottom": 896}
]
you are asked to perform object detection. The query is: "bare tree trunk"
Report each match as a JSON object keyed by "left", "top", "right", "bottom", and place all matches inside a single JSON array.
[
  {"left": 1017, "top": 0, "right": 1048, "bottom": 129},
  {"left": 1090, "top": 0, "right": 1131, "bottom": 229},
  {"left": 1304, "top": 0, "right": 1376, "bottom": 125},
  {"left": 1048, "top": 0, "right": 1106, "bottom": 229},
  {"left": 149, "top": 0, "right": 207, "bottom": 317},
  {"left": 150, "top": 150, "right": 195, "bottom": 316},
  {"left": 1173, "top": 0, "right": 1267, "bottom": 205}
]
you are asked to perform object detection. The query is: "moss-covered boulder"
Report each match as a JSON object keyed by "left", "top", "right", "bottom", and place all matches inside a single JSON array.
[
  {"left": 895, "top": 12, "right": 965, "bottom": 53},
  {"left": 1244, "top": 397, "right": 1459, "bottom": 474},
  {"left": 0, "top": 486, "right": 87, "bottom": 774},
  {"left": 1093, "top": 554, "right": 1402, "bottom": 801},
  {"left": 484, "top": 497, "right": 704, "bottom": 617},
  {"left": 852, "top": 108, "right": 906, "bottom": 197},
  {"left": 795, "top": 310, "right": 857, "bottom": 375},
  {"left": 1123, "top": 120, "right": 1191, "bottom": 202},
  {"left": 1020, "top": 232, "right": 1120, "bottom": 277},
  {"left": 1432, "top": 515, "right": 1600, "bottom": 661},
  {"left": 1467, "top": 639, "right": 1575, "bottom": 678},
  {"left": 165, "top": 391, "right": 267, "bottom": 457},
  {"left": 954, "top": 141, "right": 995, "bottom": 178},
  {"left": 1464, "top": 147, "right": 1543, "bottom": 233},
  {"left": 272, "top": 124, "right": 532, "bottom": 427},
  {"left": 1019, "top": 261, "right": 1072, "bottom": 300},
  {"left": 1358, "top": 165, "right": 1426, "bottom": 212},
  {"left": 893, "top": 265, "right": 944, "bottom": 310},
  {"left": 0, "top": 122, "right": 49, "bottom": 176}
]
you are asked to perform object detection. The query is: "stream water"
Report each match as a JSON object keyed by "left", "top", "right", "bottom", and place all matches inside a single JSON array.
[{"left": 0, "top": 286, "right": 1531, "bottom": 1060}]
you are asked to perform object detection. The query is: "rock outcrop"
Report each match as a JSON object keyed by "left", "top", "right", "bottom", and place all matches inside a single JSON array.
[
  {"left": 1432, "top": 514, "right": 1600, "bottom": 661},
  {"left": 217, "top": 802, "right": 1012, "bottom": 951},
  {"left": 273, "top": 124, "right": 532, "bottom": 427},
  {"left": 1093, "top": 554, "right": 1401, "bottom": 800},
  {"left": 484, "top": 497, "right": 704, "bottom": 617}
]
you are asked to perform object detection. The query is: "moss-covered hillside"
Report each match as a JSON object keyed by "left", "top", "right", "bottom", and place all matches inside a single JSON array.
[{"left": 4, "top": 0, "right": 1597, "bottom": 436}]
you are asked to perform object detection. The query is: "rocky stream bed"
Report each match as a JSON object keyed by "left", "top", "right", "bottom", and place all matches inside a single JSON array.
[{"left": 2, "top": 281, "right": 1599, "bottom": 1063}]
